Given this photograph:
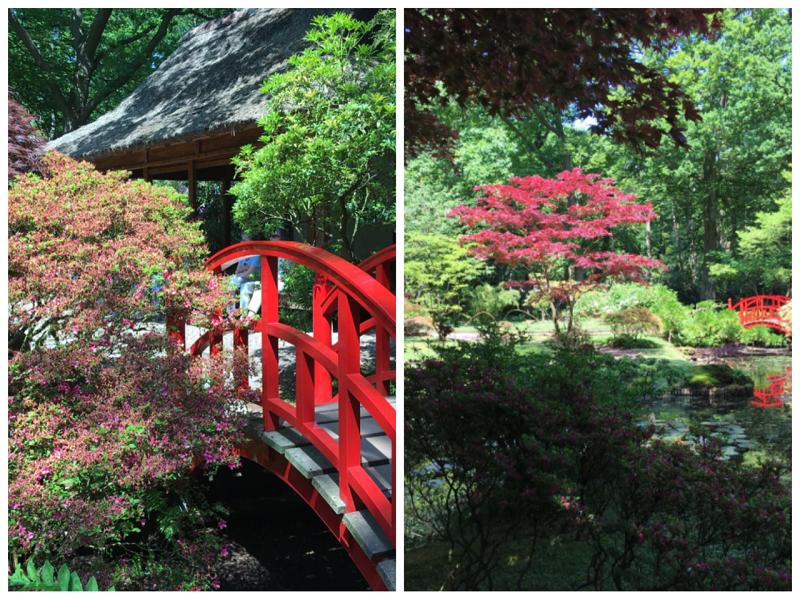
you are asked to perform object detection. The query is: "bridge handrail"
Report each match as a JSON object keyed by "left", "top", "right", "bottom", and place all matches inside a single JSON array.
[
  {"left": 205, "top": 241, "right": 396, "bottom": 336},
  {"left": 319, "top": 244, "right": 396, "bottom": 316},
  {"left": 727, "top": 295, "right": 791, "bottom": 336}
]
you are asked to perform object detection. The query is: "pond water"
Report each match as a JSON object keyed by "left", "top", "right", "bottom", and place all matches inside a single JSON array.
[
  {"left": 203, "top": 460, "right": 369, "bottom": 591},
  {"left": 645, "top": 354, "right": 792, "bottom": 464}
]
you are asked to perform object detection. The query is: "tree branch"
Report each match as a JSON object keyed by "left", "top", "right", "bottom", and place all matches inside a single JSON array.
[
  {"left": 529, "top": 102, "right": 563, "bottom": 139},
  {"left": 84, "top": 9, "right": 113, "bottom": 59},
  {"left": 70, "top": 9, "right": 85, "bottom": 48},
  {"left": 95, "top": 22, "right": 158, "bottom": 63},
  {"left": 181, "top": 9, "right": 221, "bottom": 21},
  {"left": 85, "top": 8, "right": 181, "bottom": 118},
  {"left": 8, "top": 9, "right": 74, "bottom": 118},
  {"left": 500, "top": 113, "right": 559, "bottom": 169}
]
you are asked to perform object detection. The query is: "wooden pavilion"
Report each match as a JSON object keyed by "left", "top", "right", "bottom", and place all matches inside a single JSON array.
[{"left": 48, "top": 8, "right": 378, "bottom": 247}]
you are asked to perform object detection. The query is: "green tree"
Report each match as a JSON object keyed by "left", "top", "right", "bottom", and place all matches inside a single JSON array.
[
  {"left": 632, "top": 8, "right": 791, "bottom": 300},
  {"left": 405, "top": 233, "right": 485, "bottom": 340},
  {"left": 8, "top": 8, "right": 231, "bottom": 137},
  {"left": 710, "top": 171, "right": 792, "bottom": 295},
  {"left": 231, "top": 11, "right": 396, "bottom": 262}
]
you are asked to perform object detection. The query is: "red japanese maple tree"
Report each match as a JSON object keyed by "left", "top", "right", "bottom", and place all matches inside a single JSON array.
[{"left": 449, "top": 168, "right": 666, "bottom": 333}]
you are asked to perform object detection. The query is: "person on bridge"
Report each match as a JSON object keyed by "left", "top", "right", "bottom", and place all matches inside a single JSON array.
[{"left": 230, "top": 232, "right": 263, "bottom": 311}]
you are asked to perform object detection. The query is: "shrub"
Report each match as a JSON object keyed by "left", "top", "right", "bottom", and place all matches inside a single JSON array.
[
  {"left": 675, "top": 302, "right": 744, "bottom": 347},
  {"left": 406, "top": 335, "right": 789, "bottom": 590},
  {"left": 683, "top": 363, "right": 753, "bottom": 388},
  {"left": 8, "top": 89, "right": 45, "bottom": 182},
  {"left": 575, "top": 283, "right": 688, "bottom": 341},
  {"left": 8, "top": 152, "right": 253, "bottom": 589},
  {"left": 573, "top": 433, "right": 791, "bottom": 590},
  {"left": 741, "top": 325, "right": 788, "bottom": 347},
  {"left": 405, "top": 357, "right": 570, "bottom": 590},
  {"left": 603, "top": 307, "right": 662, "bottom": 340},
  {"left": 468, "top": 283, "right": 521, "bottom": 320},
  {"left": 404, "top": 317, "right": 431, "bottom": 337}
]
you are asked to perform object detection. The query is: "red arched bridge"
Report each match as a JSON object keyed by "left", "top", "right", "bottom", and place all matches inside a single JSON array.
[
  {"left": 167, "top": 242, "right": 396, "bottom": 591},
  {"left": 727, "top": 295, "right": 792, "bottom": 337}
]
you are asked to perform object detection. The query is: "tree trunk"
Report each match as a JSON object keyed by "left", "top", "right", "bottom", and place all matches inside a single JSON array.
[
  {"left": 551, "top": 301, "right": 561, "bottom": 334},
  {"left": 700, "top": 156, "right": 720, "bottom": 300},
  {"left": 645, "top": 220, "right": 652, "bottom": 282}
]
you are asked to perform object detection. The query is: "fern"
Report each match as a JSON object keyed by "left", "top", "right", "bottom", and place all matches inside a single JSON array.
[{"left": 8, "top": 559, "right": 114, "bottom": 592}]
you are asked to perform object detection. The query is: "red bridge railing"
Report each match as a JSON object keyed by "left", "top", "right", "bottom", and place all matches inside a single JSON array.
[
  {"left": 167, "top": 242, "right": 396, "bottom": 548},
  {"left": 727, "top": 295, "right": 792, "bottom": 336},
  {"left": 752, "top": 367, "right": 792, "bottom": 408}
]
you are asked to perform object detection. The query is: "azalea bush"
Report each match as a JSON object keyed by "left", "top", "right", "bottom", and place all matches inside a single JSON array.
[
  {"left": 8, "top": 152, "right": 255, "bottom": 589},
  {"left": 406, "top": 336, "right": 791, "bottom": 590},
  {"left": 405, "top": 357, "right": 570, "bottom": 590},
  {"left": 575, "top": 434, "right": 790, "bottom": 590}
]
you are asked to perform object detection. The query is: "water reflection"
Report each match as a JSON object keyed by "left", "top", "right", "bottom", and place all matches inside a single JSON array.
[{"left": 645, "top": 355, "right": 792, "bottom": 464}]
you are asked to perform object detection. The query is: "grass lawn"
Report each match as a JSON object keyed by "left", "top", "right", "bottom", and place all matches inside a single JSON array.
[{"left": 406, "top": 328, "right": 692, "bottom": 371}]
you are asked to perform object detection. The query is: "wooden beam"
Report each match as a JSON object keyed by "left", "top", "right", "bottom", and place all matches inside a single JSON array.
[{"left": 91, "top": 127, "right": 263, "bottom": 172}]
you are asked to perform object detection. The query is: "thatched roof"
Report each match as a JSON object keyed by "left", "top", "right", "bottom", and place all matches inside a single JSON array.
[{"left": 48, "top": 8, "right": 346, "bottom": 160}]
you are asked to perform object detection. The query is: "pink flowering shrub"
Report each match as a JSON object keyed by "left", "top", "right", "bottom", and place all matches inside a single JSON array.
[
  {"left": 8, "top": 152, "right": 237, "bottom": 353},
  {"left": 8, "top": 153, "right": 257, "bottom": 589}
]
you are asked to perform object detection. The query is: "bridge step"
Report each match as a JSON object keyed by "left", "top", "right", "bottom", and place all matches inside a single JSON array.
[
  {"left": 283, "top": 438, "right": 390, "bottom": 478},
  {"left": 312, "top": 465, "right": 392, "bottom": 515},
  {"left": 343, "top": 510, "right": 394, "bottom": 560},
  {"left": 377, "top": 559, "right": 396, "bottom": 591}
]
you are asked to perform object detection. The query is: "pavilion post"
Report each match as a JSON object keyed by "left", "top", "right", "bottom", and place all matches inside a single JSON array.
[{"left": 188, "top": 160, "right": 197, "bottom": 215}]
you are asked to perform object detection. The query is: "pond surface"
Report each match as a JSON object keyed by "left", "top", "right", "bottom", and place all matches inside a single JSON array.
[
  {"left": 645, "top": 354, "right": 792, "bottom": 464},
  {"left": 203, "top": 460, "right": 369, "bottom": 591}
]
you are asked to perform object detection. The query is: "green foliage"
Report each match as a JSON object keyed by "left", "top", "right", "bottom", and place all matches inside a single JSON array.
[
  {"left": 279, "top": 261, "right": 317, "bottom": 332},
  {"left": 468, "top": 283, "right": 521, "bottom": 320},
  {"left": 740, "top": 325, "right": 788, "bottom": 348},
  {"left": 625, "top": 8, "right": 792, "bottom": 300},
  {"left": 603, "top": 308, "right": 662, "bottom": 345},
  {"left": 710, "top": 170, "right": 792, "bottom": 294},
  {"left": 9, "top": 8, "right": 232, "bottom": 136},
  {"left": 683, "top": 364, "right": 753, "bottom": 388},
  {"left": 9, "top": 559, "right": 115, "bottom": 591},
  {"left": 231, "top": 10, "right": 396, "bottom": 262},
  {"left": 405, "top": 233, "right": 485, "bottom": 340},
  {"left": 675, "top": 302, "right": 745, "bottom": 347}
]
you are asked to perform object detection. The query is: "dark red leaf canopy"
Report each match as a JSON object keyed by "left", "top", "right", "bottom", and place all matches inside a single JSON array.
[
  {"left": 8, "top": 88, "right": 46, "bottom": 182},
  {"left": 405, "top": 8, "right": 722, "bottom": 159}
]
